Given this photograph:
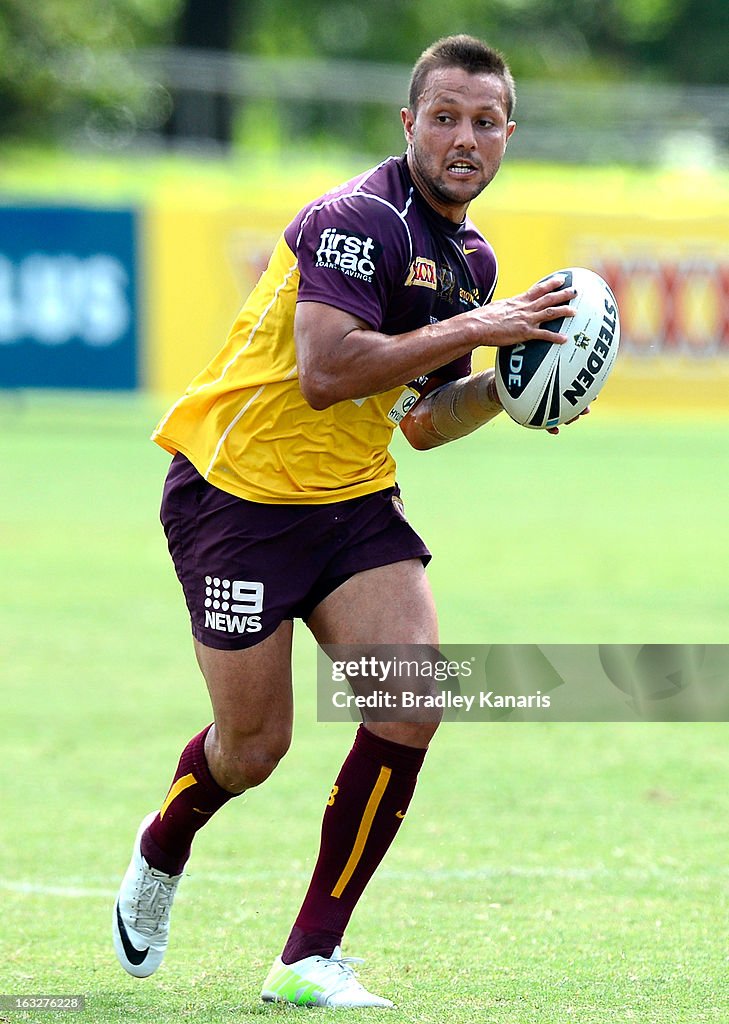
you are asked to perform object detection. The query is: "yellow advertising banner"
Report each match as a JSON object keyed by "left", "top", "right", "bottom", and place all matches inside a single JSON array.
[
  {"left": 145, "top": 169, "right": 729, "bottom": 412},
  {"left": 143, "top": 199, "right": 284, "bottom": 395}
]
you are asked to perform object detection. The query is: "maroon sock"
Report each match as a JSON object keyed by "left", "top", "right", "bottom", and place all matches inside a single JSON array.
[
  {"left": 281, "top": 725, "right": 427, "bottom": 964},
  {"left": 140, "top": 724, "right": 235, "bottom": 875}
]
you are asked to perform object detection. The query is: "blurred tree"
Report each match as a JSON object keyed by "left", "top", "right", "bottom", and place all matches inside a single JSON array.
[
  {"left": 1, "top": 0, "right": 726, "bottom": 149},
  {"left": 639, "top": 0, "right": 729, "bottom": 84},
  {"left": 0, "top": 0, "right": 183, "bottom": 144},
  {"left": 227, "top": 0, "right": 727, "bottom": 157},
  {"left": 241, "top": 0, "right": 727, "bottom": 85}
]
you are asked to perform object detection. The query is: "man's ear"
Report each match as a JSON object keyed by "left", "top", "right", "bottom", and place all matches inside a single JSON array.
[
  {"left": 505, "top": 120, "right": 517, "bottom": 145},
  {"left": 401, "top": 106, "right": 415, "bottom": 144}
]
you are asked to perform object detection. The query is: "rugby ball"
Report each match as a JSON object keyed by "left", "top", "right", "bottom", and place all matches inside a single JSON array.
[{"left": 494, "top": 267, "right": 620, "bottom": 429}]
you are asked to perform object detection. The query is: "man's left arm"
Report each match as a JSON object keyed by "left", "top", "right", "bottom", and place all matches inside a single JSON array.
[
  {"left": 399, "top": 369, "right": 503, "bottom": 451},
  {"left": 400, "top": 366, "right": 589, "bottom": 449}
]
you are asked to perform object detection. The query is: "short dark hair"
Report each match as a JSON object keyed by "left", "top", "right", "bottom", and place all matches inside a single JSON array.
[{"left": 408, "top": 34, "right": 516, "bottom": 120}]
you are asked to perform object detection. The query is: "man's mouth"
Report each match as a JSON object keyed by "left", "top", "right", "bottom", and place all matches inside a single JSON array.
[{"left": 447, "top": 160, "right": 479, "bottom": 176}]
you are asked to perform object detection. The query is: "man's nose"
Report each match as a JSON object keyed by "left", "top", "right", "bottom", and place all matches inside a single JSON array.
[{"left": 453, "top": 119, "right": 477, "bottom": 150}]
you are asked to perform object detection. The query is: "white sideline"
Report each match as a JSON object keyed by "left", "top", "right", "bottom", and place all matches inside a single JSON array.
[
  {"left": 1, "top": 879, "right": 118, "bottom": 898},
  {"left": 0, "top": 862, "right": 717, "bottom": 900}
]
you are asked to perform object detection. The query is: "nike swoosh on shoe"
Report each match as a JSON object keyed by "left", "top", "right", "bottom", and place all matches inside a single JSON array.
[{"left": 115, "top": 901, "right": 150, "bottom": 966}]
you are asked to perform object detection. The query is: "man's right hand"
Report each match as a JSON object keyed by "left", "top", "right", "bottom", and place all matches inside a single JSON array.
[{"left": 465, "top": 275, "right": 578, "bottom": 348}]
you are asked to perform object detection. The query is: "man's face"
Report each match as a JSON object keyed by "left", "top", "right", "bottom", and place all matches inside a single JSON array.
[{"left": 402, "top": 67, "right": 516, "bottom": 222}]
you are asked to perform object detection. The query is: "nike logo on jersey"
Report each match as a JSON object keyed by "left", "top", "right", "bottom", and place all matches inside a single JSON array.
[
  {"left": 395, "top": 810, "right": 406, "bottom": 819},
  {"left": 115, "top": 901, "right": 150, "bottom": 966},
  {"left": 463, "top": 246, "right": 479, "bottom": 255}
]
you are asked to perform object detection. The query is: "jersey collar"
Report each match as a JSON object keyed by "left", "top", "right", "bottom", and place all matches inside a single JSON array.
[{"left": 400, "top": 155, "right": 466, "bottom": 238}]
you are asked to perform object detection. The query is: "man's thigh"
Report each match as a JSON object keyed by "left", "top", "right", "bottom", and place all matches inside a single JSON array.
[
  {"left": 193, "top": 621, "right": 295, "bottom": 791},
  {"left": 194, "top": 620, "right": 295, "bottom": 741},
  {"left": 306, "top": 560, "right": 438, "bottom": 645},
  {"left": 307, "top": 561, "right": 441, "bottom": 745}
]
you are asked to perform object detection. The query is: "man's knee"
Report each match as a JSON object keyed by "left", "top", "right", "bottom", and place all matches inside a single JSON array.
[
  {"left": 206, "top": 722, "right": 292, "bottom": 792},
  {"left": 366, "top": 719, "right": 440, "bottom": 749}
]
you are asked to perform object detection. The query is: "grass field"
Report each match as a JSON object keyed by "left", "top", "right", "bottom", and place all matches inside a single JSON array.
[{"left": 2, "top": 393, "right": 729, "bottom": 1023}]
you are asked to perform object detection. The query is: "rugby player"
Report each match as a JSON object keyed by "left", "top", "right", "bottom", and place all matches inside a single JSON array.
[{"left": 112, "top": 34, "right": 578, "bottom": 1008}]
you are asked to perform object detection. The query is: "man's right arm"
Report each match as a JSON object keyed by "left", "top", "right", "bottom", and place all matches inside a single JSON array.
[{"left": 295, "top": 275, "right": 577, "bottom": 410}]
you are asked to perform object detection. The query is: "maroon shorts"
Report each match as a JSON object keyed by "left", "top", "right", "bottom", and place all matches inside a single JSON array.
[{"left": 160, "top": 454, "right": 431, "bottom": 650}]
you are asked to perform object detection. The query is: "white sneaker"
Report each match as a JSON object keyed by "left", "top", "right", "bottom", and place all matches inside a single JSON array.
[
  {"left": 112, "top": 812, "right": 182, "bottom": 978},
  {"left": 261, "top": 945, "right": 394, "bottom": 1008}
]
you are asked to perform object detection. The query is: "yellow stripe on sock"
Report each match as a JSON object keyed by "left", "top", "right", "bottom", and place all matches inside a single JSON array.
[
  {"left": 331, "top": 765, "right": 392, "bottom": 899},
  {"left": 159, "top": 773, "right": 197, "bottom": 820}
]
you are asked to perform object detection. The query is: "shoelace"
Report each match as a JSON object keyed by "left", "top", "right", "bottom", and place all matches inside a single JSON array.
[
  {"left": 131, "top": 871, "right": 178, "bottom": 936},
  {"left": 320, "top": 956, "right": 367, "bottom": 997}
]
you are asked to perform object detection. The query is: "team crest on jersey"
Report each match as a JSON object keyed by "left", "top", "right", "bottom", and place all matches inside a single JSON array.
[
  {"left": 405, "top": 257, "right": 437, "bottom": 290},
  {"left": 315, "top": 228, "right": 382, "bottom": 282},
  {"left": 438, "top": 266, "right": 457, "bottom": 302},
  {"left": 391, "top": 494, "right": 406, "bottom": 518}
]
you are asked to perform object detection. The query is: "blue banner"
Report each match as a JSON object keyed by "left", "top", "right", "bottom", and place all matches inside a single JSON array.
[{"left": 0, "top": 206, "right": 138, "bottom": 389}]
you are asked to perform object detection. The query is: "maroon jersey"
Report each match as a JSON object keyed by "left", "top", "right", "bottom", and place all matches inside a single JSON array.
[
  {"left": 154, "top": 155, "right": 499, "bottom": 505},
  {"left": 286, "top": 154, "right": 498, "bottom": 390}
]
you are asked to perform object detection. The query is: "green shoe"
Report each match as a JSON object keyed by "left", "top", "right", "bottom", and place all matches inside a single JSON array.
[{"left": 261, "top": 946, "right": 393, "bottom": 1008}]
